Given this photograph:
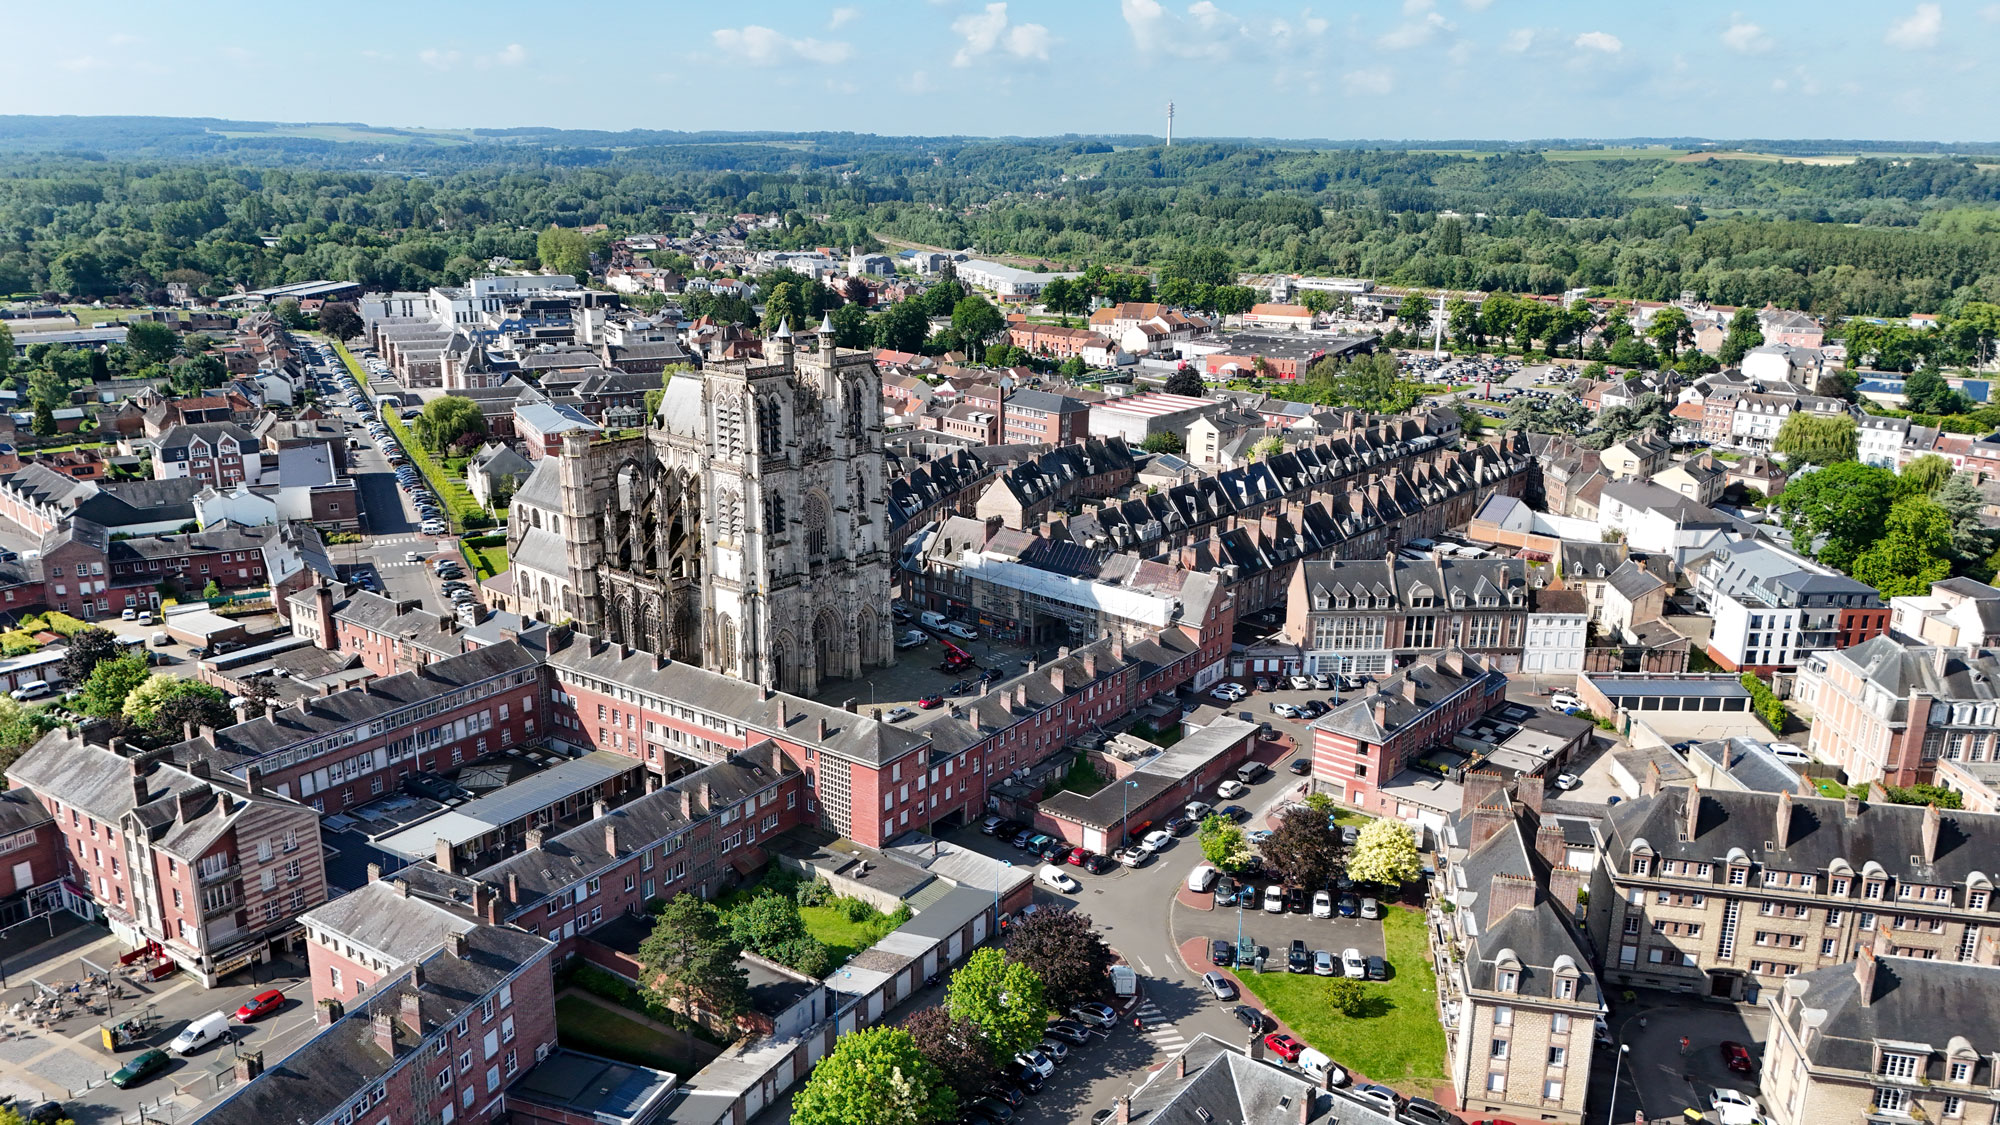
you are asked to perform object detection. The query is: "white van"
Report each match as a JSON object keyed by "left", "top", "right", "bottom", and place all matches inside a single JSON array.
[
  {"left": 1550, "top": 691, "right": 1584, "bottom": 711},
  {"left": 1187, "top": 864, "right": 1218, "bottom": 893},
  {"left": 7, "top": 680, "right": 51, "bottom": 702},
  {"left": 171, "top": 1010, "right": 232, "bottom": 1055},
  {"left": 919, "top": 611, "right": 949, "bottom": 631},
  {"left": 1036, "top": 864, "right": 1080, "bottom": 894},
  {"left": 1297, "top": 1047, "right": 1344, "bottom": 1086}
]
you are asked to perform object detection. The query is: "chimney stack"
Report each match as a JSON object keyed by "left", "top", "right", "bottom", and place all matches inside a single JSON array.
[
  {"left": 1773, "top": 789, "right": 1794, "bottom": 849},
  {"left": 1175, "top": 1054, "right": 1186, "bottom": 1079},
  {"left": 372, "top": 1009, "right": 397, "bottom": 1055},
  {"left": 1643, "top": 761, "right": 1662, "bottom": 798},
  {"left": 316, "top": 999, "right": 344, "bottom": 1027},
  {"left": 525, "top": 828, "right": 544, "bottom": 851},
  {"left": 1461, "top": 770, "right": 1505, "bottom": 816},
  {"left": 448, "top": 930, "right": 470, "bottom": 959},
  {"left": 1548, "top": 866, "right": 1585, "bottom": 919},
  {"left": 1682, "top": 782, "right": 1702, "bottom": 841},
  {"left": 1534, "top": 823, "right": 1567, "bottom": 868},
  {"left": 366, "top": 862, "right": 381, "bottom": 883},
  {"left": 605, "top": 819, "right": 619, "bottom": 856},
  {"left": 434, "top": 837, "right": 456, "bottom": 875},
  {"left": 398, "top": 989, "right": 423, "bottom": 1034},
  {"left": 1922, "top": 802, "right": 1942, "bottom": 864},
  {"left": 246, "top": 765, "right": 265, "bottom": 797},
  {"left": 1372, "top": 698, "right": 1390, "bottom": 729},
  {"left": 507, "top": 871, "right": 520, "bottom": 904},
  {"left": 1854, "top": 944, "right": 1879, "bottom": 1006},
  {"left": 817, "top": 718, "right": 829, "bottom": 740},
  {"left": 1487, "top": 872, "right": 1537, "bottom": 926},
  {"left": 1845, "top": 793, "right": 1863, "bottom": 821}
]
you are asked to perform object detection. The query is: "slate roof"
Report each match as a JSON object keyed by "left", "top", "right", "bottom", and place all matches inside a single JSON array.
[
  {"left": 299, "top": 877, "right": 480, "bottom": 966},
  {"left": 1310, "top": 653, "right": 1502, "bottom": 743},
  {"left": 1602, "top": 785, "right": 2000, "bottom": 884},
  {"left": 1125, "top": 1034, "right": 1348, "bottom": 1125},
  {"left": 1607, "top": 559, "right": 1668, "bottom": 601},
  {"left": 1820, "top": 635, "right": 2000, "bottom": 725},
  {"left": 1688, "top": 738, "right": 1814, "bottom": 796},
  {"left": 1557, "top": 540, "right": 1628, "bottom": 581},
  {"left": 515, "top": 402, "right": 601, "bottom": 436},
  {"left": 170, "top": 642, "right": 540, "bottom": 769},
  {"left": 73, "top": 477, "right": 207, "bottom": 528},
  {"left": 1776, "top": 955, "right": 2000, "bottom": 1080},
  {"left": 156, "top": 421, "right": 258, "bottom": 459},
  {"left": 1297, "top": 556, "right": 1535, "bottom": 612},
  {"left": 200, "top": 925, "right": 551, "bottom": 1125}
]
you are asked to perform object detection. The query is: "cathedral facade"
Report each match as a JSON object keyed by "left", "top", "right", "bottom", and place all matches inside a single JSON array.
[{"left": 510, "top": 320, "right": 895, "bottom": 697}]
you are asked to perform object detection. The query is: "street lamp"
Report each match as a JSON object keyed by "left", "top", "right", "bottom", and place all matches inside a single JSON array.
[
  {"left": 1607, "top": 1042, "right": 1630, "bottom": 1125},
  {"left": 1120, "top": 780, "right": 1139, "bottom": 848}
]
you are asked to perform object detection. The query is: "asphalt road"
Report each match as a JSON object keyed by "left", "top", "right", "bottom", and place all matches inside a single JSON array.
[{"left": 309, "top": 382, "right": 457, "bottom": 615}]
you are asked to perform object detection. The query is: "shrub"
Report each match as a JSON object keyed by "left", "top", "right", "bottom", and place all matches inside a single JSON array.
[
  {"left": 795, "top": 880, "right": 832, "bottom": 908},
  {"left": 42, "top": 612, "right": 89, "bottom": 637},
  {"left": 837, "top": 896, "right": 877, "bottom": 923},
  {"left": 1740, "top": 672, "right": 1790, "bottom": 733},
  {"left": 1326, "top": 977, "right": 1367, "bottom": 1017}
]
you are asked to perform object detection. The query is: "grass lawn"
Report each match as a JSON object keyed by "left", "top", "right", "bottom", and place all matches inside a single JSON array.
[
  {"left": 1048, "top": 756, "right": 1110, "bottom": 798},
  {"left": 383, "top": 412, "right": 489, "bottom": 531},
  {"left": 462, "top": 541, "right": 510, "bottom": 580},
  {"left": 1813, "top": 777, "right": 1847, "bottom": 799},
  {"left": 1237, "top": 906, "right": 1446, "bottom": 1093},
  {"left": 554, "top": 993, "right": 710, "bottom": 1077},
  {"left": 1332, "top": 808, "right": 1375, "bottom": 829},
  {"left": 798, "top": 903, "right": 902, "bottom": 963}
]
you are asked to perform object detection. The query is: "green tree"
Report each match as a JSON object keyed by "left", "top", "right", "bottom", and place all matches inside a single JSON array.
[
  {"left": 1294, "top": 351, "right": 1420, "bottom": 414},
  {"left": 1162, "top": 247, "right": 1234, "bottom": 289},
  {"left": 1398, "top": 290, "right": 1432, "bottom": 335},
  {"left": 1901, "top": 367, "right": 1966, "bottom": 415},
  {"left": 0, "top": 322, "right": 12, "bottom": 380},
  {"left": 1883, "top": 784, "right": 1964, "bottom": 810},
  {"left": 318, "top": 303, "right": 364, "bottom": 341},
  {"left": 1851, "top": 496, "right": 1954, "bottom": 597},
  {"left": 900, "top": 1007, "right": 999, "bottom": 1099},
  {"left": 1211, "top": 285, "right": 1260, "bottom": 316},
  {"left": 1717, "top": 309, "right": 1765, "bottom": 367},
  {"left": 1298, "top": 289, "right": 1334, "bottom": 316},
  {"left": 536, "top": 227, "right": 592, "bottom": 278},
  {"left": 944, "top": 947, "right": 1046, "bottom": 1061},
  {"left": 1605, "top": 336, "right": 1658, "bottom": 369},
  {"left": 1261, "top": 806, "right": 1345, "bottom": 891},
  {"left": 949, "top": 296, "right": 1005, "bottom": 360},
  {"left": 1057, "top": 356, "right": 1088, "bottom": 378},
  {"left": 202, "top": 578, "right": 223, "bottom": 603},
  {"left": 830, "top": 302, "right": 873, "bottom": 349},
  {"left": 638, "top": 894, "right": 750, "bottom": 1035},
  {"left": 78, "top": 653, "right": 152, "bottom": 718},
  {"left": 1646, "top": 307, "right": 1692, "bottom": 359},
  {"left": 32, "top": 402, "right": 57, "bottom": 437},
  {"left": 1325, "top": 976, "right": 1368, "bottom": 1017},
  {"left": 1345, "top": 819, "right": 1422, "bottom": 886},
  {"left": 1900, "top": 453, "right": 1955, "bottom": 495},
  {"left": 1935, "top": 471, "right": 1996, "bottom": 573},
  {"left": 1197, "top": 814, "right": 1251, "bottom": 871},
  {"left": 27, "top": 367, "right": 71, "bottom": 412},
  {"left": 1004, "top": 907, "right": 1114, "bottom": 1011},
  {"left": 1139, "top": 431, "right": 1184, "bottom": 455},
  {"left": 240, "top": 674, "right": 279, "bottom": 721},
  {"left": 124, "top": 676, "right": 233, "bottom": 740},
  {"left": 761, "top": 282, "right": 806, "bottom": 335},
  {"left": 126, "top": 321, "right": 179, "bottom": 366},
  {"left": 273, "top": 297, "right": 312, "bottom": 329},
  {"left": 416, "top": 396, "right": 487, "bottom": 452},
  {"left": 0, "top": 698, "right": 60, "bottom": 781},
  {"left": 729, "top": 892, "right": 810, "bottom": 956},
  {"left": 1250, "top": 436, "right": 1286, "bottom": 460},
  {"left": 874, "top": 299, "right": 931, "bottom": 354},
  {"left": 791, "top": 1026, "right": 957, "bottom": 1125},
  {"left": 1041, "top": 277, "right": 1084, "bottom": 324},
  {"left": 58, "top": 626, "right": 122, "bottom": 684},
  {"left": 1775, "top": 461, "right": 1905, "bottom": 571},
  {"left": 1772, "top": 412, "right": 1858, "bottom": 466}
]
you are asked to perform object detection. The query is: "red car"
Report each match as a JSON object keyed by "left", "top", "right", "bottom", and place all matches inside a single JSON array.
[
  {"left": 917, "top": 695, "right": 944, "bottom": 709},
  {"left": 1264, "top": 1033, "right": 1305, "bottom": 1062},
  {"left": 1067, "top": 847, "right": 1091, "bottom": 866},
  {"left": 1720, "top": 1041, "right": 1754, "bottom": 1075},
  {"left": 233, "top": 989, "right": 285, "bottom": 1022}
]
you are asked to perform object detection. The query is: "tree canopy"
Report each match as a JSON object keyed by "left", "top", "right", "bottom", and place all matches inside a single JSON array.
[
  {"left": 1261, "top": 806, "right": 1346, "bottom": 891},
  {"left": 638, "top": 895, "right": 749, "bottom": 1031},
  {"left": 944, "top": 947, "right": 1047, "bottom": 1061},
  {"left": 1345, "top": 819, "right": 1422, "bottom": 886},
  {"left": 1004, "top": 908, "right": 1114, "bottom": 1011},
  {"left": 791, "top": 1026, "right": 957, "bottom": 1125}
]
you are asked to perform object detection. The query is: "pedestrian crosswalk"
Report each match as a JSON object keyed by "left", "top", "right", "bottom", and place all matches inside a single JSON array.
[{"left": 1136, "top": 1002, "right": 1185, "bottom": 1051}]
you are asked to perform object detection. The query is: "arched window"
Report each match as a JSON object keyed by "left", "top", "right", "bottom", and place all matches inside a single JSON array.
[
  {"left": 715, "top": 613, "right": 738, "bottom": 671},
  {"left": 804, "top": 494, "right": 829, "bottom": 559}
]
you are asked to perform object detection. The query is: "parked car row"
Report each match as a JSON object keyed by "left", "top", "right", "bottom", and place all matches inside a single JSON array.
[
  {"left": 981, "top": 817, "right": 1118, "bottom": 874},
  {"left": 965, "top": 1002, "right": 1119, "bottom": 1124}
]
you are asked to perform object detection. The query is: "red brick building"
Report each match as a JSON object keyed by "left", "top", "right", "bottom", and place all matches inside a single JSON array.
[
  {"left": 6, "top": 731, "right": 328, "bottom": 984},
  {"left": 1310, "top": 650, "right": 1509, "bottom": 813},
  {"left": 171, "top": 642, "right": 545, "bottom": 815},
  {"left": 1007, "top": 323, "right": 1110, "bottom": 360}
]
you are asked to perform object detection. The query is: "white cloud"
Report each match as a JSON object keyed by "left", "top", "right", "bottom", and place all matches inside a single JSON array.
[
  {"left": 492, "top": 43, "right": 528, "bottom": 66},
  {"left": 1985, "top": 4, "right": 2000, "bottom": 22},
  {"left": 1573, "top": 30, "right": 1622, "bottom": 52},
  {"left": 1771, "top": 78, "right": 1789, "bottom": 92},
  {"left": 1120, "top": 0, "right": 1327, "bottom": 61},
  {"left": 1341, "top": 67, "right": 1394, "bottom": 96},
  {"left": 951, "top": 3, "right": 1052, "bottom": 67},
  {"left": 1402, "top": 0, "right": 1431, "bottom": 13},
  {"left": 1461, "top": 0, "right": 1493, "bottom": 8},
  {"left": 829, "top": 6, "right": 859, "bottom": 29},
  {"left": 108, "top": 32, "right": 139, "bottom": 46},
  {"left": 1379, "top": 11, "right": 1451, "bottom": 49},
  {"left": 711, "top": 25, "right": 854, "bottom": 66},
  {"left": 58, "top": 55, "right": 108, "bottom": 72},
  {"left": 1501, "top": 27, "right": 1536, "bottom": 51},
  {"left": 417, "top": 48, "right": 461, "bottom": 70},
  {"left": 1885, "top": 3, "right": 1942, "bottom": 48},
  {"left": 1721, "top": 16, "right": 1770, "bottom": 53}
]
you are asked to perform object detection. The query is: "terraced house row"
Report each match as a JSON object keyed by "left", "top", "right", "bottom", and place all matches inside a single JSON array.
[{"left": 1586, "top": 776, "right": 2000, "bottom": 1001}]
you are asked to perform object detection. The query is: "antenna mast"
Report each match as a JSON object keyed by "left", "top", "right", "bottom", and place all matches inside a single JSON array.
[{"left": 1166, "top": 102, "right": 1175, "bottom": 147}]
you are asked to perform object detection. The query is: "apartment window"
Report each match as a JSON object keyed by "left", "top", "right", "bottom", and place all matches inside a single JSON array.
[
  {"left": 1496, "top": 971, "right": 1517, "bottom": 992},
  {"left": 1867, "top": 881, "right": 1886, "bottom": 901},
  {"left": 1543, "top": 1080, "right": 1563, "bottom": 1100},
  {"left": 1833, "top": 877, "right": 1850, "bottom": 896},
  {"left": 1491, "top": 1039, "right": 1509, "bottom": 1059},
  {"left": 1548, "top": 1046, "right": 1567, "bottom": 1066},
  {"left": 1881, "top": 1053, "right": 1920, "bottom": 1079},
  {"left": 1728, "top": 866, "right": 1748, "bottom": 886},
  {"left": 1821, "top": 938, "right": 1837, "bottom": 956},
  {"left": 1828, "top": 909, "right": 1845, "bottom": 926},
  {"left": 1972, "top": 891, "right": 1989, "bottom": 911},
  {"left": 1487, "top": 1074, "right": 1506, "bottom": 1093},
  {"left": 1950, "top": 1062, "right": 1973, "bottom": 1083},
  {"left": 1551, "top": 1014, "right": 1570, "bottom": 1034},
  {"left": 1944, "top": 1097, "right": 1964, "bottom": 1119},
  {"left": 1875, "top": 1089, "right": 1908, "bottom": 1114},
  {"left": 1493, "top": 1005, "right": 1513, "bottom": 1027}
]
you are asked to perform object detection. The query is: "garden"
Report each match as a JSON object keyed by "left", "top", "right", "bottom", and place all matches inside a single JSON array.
[
  {"left": 460, "top": 534, "right": 511, "bottom": 581},
  {"left": 715, "top": 870, "right": 910, "bottom": 970},
  {"left": 1236, "top": 906, "right": 1447, "bottom": 1093}
]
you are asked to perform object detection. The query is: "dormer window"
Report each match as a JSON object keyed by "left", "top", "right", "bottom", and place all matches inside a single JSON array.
[
  {"left": 1972, "top": 891, "right": 1990, "bottom": 911},
  {"left": 1314, "top": 593, "right": 1329, "bottom": 610},
  {"left": 1497, "top": 970, "right": 1518, "bottom": 992},
  {"left": 1632, "top": 856, "right": 1652, "bottom": 876},
  {"left": 1879, "top": 1053, "right": 1920, "bottom": 1080},
  {"left": 1950, "top": 1061, "right": 1973, "bottom": 1083},
  {"left": 1833, "top": 877, "right": 1851, "bottom": 896},
  {"left": 1867, "top": 880, "right": 1886, "bottom": 901}
]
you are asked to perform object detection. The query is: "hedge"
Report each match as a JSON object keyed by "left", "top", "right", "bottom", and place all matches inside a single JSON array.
[
  {"left": 331, "top": 338, "right": 369, "bottom": 388},
  {"left": 382, "top": 412, "right": 491, "bottom": 532},
  {"left": 1740, "top": 672, "right": 1790, "bottom": 733}
]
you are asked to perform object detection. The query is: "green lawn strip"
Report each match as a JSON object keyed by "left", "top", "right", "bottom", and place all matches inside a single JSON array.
[
  {"left": 330, "top": 337, "right": 370, "bottom": 388},
  {"left": 1813, "top": 777, "right": 1846, "bottom": 799},
  {"left": 460, "top": 541, "right": 510, "bottom": 580},
  {"left": 383, "top": 412, "right": 487, "bottom": 531},
  {"left": 797, "top": 903, "right": 896, "bottom": 963},
  {"left": 1332, "top": 808, "right": 1375, "bottom": 829},
  {"left": 1236, "top": 907, "right": 1447, "bottom": 1093},
  {"left": 554, "top": 993, "right": 705, "bottom": 1077}
]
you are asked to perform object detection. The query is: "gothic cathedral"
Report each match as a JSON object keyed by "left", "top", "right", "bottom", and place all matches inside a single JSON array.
[{"left": 551, "top": 319, "right": 895, "bottom": 695}]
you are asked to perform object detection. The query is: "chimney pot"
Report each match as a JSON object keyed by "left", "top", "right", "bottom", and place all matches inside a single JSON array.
[
  {"left": 525, "top": 828, "right": 544, "bottom": 851},
  {"left": 434, "top": 837, "right": 456, "bottom": 875},
  {"left": 366, "top": 862, "right": 382, "bottom": 883}
]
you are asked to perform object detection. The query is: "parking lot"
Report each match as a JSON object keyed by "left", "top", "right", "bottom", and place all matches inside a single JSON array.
[{"left": 807, "top": 618, "right": 1044, "bottom": 714}]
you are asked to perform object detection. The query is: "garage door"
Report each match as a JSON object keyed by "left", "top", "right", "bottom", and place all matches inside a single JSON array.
[{"left": 949, "top": 932, "right": 965, "bottom": 961}]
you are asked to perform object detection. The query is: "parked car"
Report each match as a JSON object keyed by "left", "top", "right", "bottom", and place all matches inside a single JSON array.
[
  {"left": 1342, "top": 948, "right": 1367, "bottom": 979},
  {"left": 1164, "top": 816, "right": 1195, "bottom": 837},
  {"left": 1071, "top": 1002, "right": 1117, "bottom": 1028},
  {"left": 1045, "top": 1020, "right": 1092, "bottom": 1045},
  {"left": 1232, "top": 1005, "right": 1268, "bottom": 1032},
  {"left": 1014, "top": 1048, "right": 1055, "bottom": 1078},
  {"left": 1288, "top": 939, "right": 1310, "bottom": 973},
  {"left": 1403, "top": 1097, "right": 1465, "bottom": 1125},
  {"left": 1263, "top": 884, "right": 1285, "bottom": 913},
  {"left": 1215, "top": 779, "right": 1247, "bottom": 799},
  {"left": 1218, "top": 805, "right": 1250, "bottom": 822},
  {"left": 1210, "top": 939, "right": 1235, "bottom": 967},
  {"left": 1312, "top": 889, "right": 1333, "bottom": 918},
  {"left": 1721, "top": 1041, "right": 1755, "bottom": 1075},
  {"left": 1313, "top": 949, "right": 1335, "bottom": 976},
  {"left": 1296, "top": 700, "right": 1328, "bottom": 719},
  {"left": 1185, "top": 800, "right": 1213, "bottom": 821},
  {"left": 110, "top": 1049, "right": 171, "bottom": 1089},
  {"left": 1340, "top": 824, "right": 1361, "bottom": 847},
  {"left": 1082, "top": 854, "right": 1115, "bottom": 874},
  {"left": 1288, "top": 675, "right": 1313, "bottom": 690},
  {"left": 1270, "top": 702, "right": 1301, "bottom": 718},
  {"left": 981, "top": 815, "right": 1008, "bottom": 835},
  {"left": 1113, "top": 847, "right": 1151, "bottom": 867},
  {"left": 1360, "top": 896, "right": 1381, "bottom": 919},
  {"left": 1201, "top": 972, "right": 1237, "bottom": 1001},
  {"left": 1338, "top": 893, "right": 1360, "bottom": 917},
  {"left": 1065, "top": 846, "right": 1090, "bottom": 866},
  {"left": 1264, "top": 1032, "right": 1306, "bottom": 1062},
  {"left": 1141, "top": 830, "right": 1173, "bottom": 852},
  {"left": 1350, "top": 1085, "right": 1402, "bottom": 1115},
  {"left": 1710, "top": 1089, "right": 1761, "bottom": 1125},
  {"left": 1001, "top": 1063, "right": 1043, "bottom": 1093},
  {"left": 1288, "top": 757, "right": 1312, "bottom": 775},
  {"left": 1366, "top": 955, "right": 1389, "bottom": 981}
]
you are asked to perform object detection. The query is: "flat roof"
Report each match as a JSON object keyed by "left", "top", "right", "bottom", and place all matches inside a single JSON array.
[
  {"left": 373, "top": 751, "right": 638, "bottom": 857},
  {"left": 1037, "top": 717, "right": 1258, "bottom": 830},
  {"left": 509, "top": 1049, "right": 679, "bottom": 1124}
]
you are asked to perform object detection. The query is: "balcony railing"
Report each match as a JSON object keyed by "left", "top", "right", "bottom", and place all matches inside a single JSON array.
[
  {"left": 197, "top": 862, "right": 240, "bottom": 886},
  {"left": 202, "top": 897, "right": 240, "bottom": 920}
]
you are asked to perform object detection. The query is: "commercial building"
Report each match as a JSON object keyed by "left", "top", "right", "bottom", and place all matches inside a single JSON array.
[
  {"left": 1282, "top": 558, "right": 1548, "bottom": 676},
  {"left": 954, "top": 260, "right": 1082, "bottom": 300},
  {"left": 1586, "top": 781, "right": 1998, "bottom": 1000},
  {"left": 6, "top": 730, "right": 329, "bottom": 984},
  {"left": 1033, "top": 718, "right": 1260, "bottom": 852},
  {"left": 1794, "top": 635, "right": 2000, "bottom": 788},
  {"left": 1695, "top": 537, "right": 1888, "bottom": 673}
]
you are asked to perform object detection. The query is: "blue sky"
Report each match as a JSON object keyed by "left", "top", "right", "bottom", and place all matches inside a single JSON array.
[{"left": 4, "top": 0, "right": 1993, "bottom": 141}]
